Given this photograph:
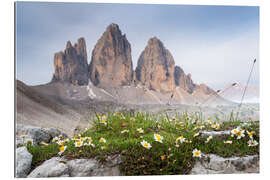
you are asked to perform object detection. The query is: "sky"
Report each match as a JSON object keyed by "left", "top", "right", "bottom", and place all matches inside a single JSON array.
[{"left": 16, "top": 2, "right": 259, "bottom": 90}]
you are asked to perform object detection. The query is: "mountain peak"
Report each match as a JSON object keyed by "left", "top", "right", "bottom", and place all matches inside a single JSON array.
[
  {"left": 89, "top": 24, "right": 133, "bottom": 88},
  {"left": 52, "top": 37, "right": 89, "bottom": 85},
  {"left": 135, "top": 37, "right": 175, "bottom": 93}
]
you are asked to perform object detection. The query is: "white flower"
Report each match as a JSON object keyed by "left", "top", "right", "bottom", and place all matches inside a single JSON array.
[
  {"left": 199, "top": 125, "right": 205, "bottom": 130},
  {"left": 154, "top": 133, "right": 163, "bottom": 143},
  {"left": 99, "top": 138, "right": 106, "bottom": 143},
  {"left": 224, "top": 140, "right": 233, "bottom": 144},
  {"left": 58, "top": 146, "right": 67, "bottom": 155},
  {"left": 248, "top": 139, "right": 258, "bottom": 147},
  {"left": 246, "top": 131, "right": 253, "bottom": 139},
  {"left": 52, "top": 136, "right": 59, "bottom": 143},
  {"left": 57, "top": 140, "right": 65, "bottom": 146},
  {"left": 176, "top": 136, "right": 186, "bottom": 144},
  {"left": 192, "top": 148, "right": 201, "bottom": 158},
  {"left": 141, "top": 140, "right": 151, "bottom": 149},
  {"left": 74, "top": 140, "right": 83, "bottom": 147},
  {"left": 236, "top": 129, "right": 245, "bottom": 139},
  {"left": 137, "top": 128, "right": 144, "bottom": 134},
  {"left": 193, "top": 132, "right": 200, "bottom": 137},
  {"left": 205, "top": 136, "right": 213, "bottom": 143},
  {"left": 121, "top": 129, "right": 129, "bottom": 134}
]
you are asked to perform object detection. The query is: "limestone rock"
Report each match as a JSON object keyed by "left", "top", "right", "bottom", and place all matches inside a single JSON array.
[
  {"left": 16, "top": 124, "right": 67, "bottom": 146},
  {"left": 52, "top": 37, "right": 89, "bottom": 86},
  {"left": 16, "top": 147, "right": 33, "bottom": 178},
  {"left": 27, "top": 157, "right": 69, "bottom": 178},
  {"left": 67, "top": 159, "right": 99, "bottom": 177},
  {"left": 89, "top": 23, "right": 133, "bottom": 88},
  {"left": 190, "top": 153, "right": 259, "bottom": 174},
  {"left": 174, "top": 66, "right": 197, "bottom": 93},
  {"left": 135, "top": 37, "right": 175, "bottom": 93}
]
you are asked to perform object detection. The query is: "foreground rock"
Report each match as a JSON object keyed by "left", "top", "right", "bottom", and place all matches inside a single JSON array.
[
  {"left": 27, "top": 157, "right": 69, "bottom": 178},
  {"left": 200, "top": 130, "right": 231, "bottom": 138},
  {"left": 16, "top": 147, "right": 33, "bottom": 178},
  {"left": 190, "top": 153, "right": 259, "bottom": 174},
  {"left": 28, "top": 154, "right": 123, "bottom": 177},
  {"left": 16, "top": 124, "right": 67, "bottom": 146}
]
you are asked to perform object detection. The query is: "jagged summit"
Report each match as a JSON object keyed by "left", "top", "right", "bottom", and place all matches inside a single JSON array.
[
  {"left": 135, "top": 36, "right": 175, "bottom": 93},
  {"left": 88, "top": 23, "right": 133, "bottom": 88},
  {"left": 52, "top": 37, "right": 89, "bottom": 86}
]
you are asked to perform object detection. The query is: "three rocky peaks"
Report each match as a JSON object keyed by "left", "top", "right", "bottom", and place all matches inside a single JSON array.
[{"left": 52, "top": 23, "right": 213, "bottom": 95}]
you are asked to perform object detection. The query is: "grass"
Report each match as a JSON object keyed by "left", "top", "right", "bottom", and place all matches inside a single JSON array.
[{"left": 26, "top": 111, "right": 259, "bottom": 175}]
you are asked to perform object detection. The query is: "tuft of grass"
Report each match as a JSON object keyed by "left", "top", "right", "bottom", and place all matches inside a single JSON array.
[{"left": 26, "top": 111, "right": 259, "bottom": 175}]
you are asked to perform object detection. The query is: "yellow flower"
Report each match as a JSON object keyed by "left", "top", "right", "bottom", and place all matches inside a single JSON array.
[
  {"left": 141, "top": 140, "right": 151, "bottom": 149},
  {"left": 121, "top": 129, "right": 129, "bottom": 134},
  {"left": 224, "top": 140, "right": 233, "bottom": 144},
  {"left": 101, "top": 146, "right": 106, "bottom": 150},
  {"left": 176, "top": 136, "right": 186, "bottom": 143},
  {"left": 40, "top": 141, "right": 49, "bottom": 146},
  {"left": 58, "top": 146, "right": 67, "bottom": 155},
  {"left": 100, "top": 119, "right": 107, "bottom": 125},
  {"left": 74, "top": 140, "right": 83, "bottom": 147},
  {"left": 137, "top": 128, "right": 144, "bottom": 134},
  {"left": 211, "top": 124, "right": 216, "bottom": 129},
  {"left": 99, "top": 138, "right": 106, "bottom": 143},
  {"left": 205, "top": 136, "right": 213, "bottom": 143},
  {"left": 154, "top": 133, "right": 163, "bottom": 143},
  {"left": 199, "top": 125, "right": 205, "bottom": 130},
  {"left": 192, "top": 148, "right": 201, "bottom": 158},
  {"left": 161, "top": 155, "right": 166, "bottom": 161},
  {"left": 246, "top": 131, "right": 253, "bottom": 139},
  {"left": 193, "top": 132, "right": 200, "bottom": 137}
]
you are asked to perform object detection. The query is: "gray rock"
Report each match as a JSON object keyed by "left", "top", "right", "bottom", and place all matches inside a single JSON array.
[
  {"left": 67, "top": 159, "right": 99, "bottom": 177},
  {"left": 200, "top": 130, "right": 231, "bottom": 138},
  {"left": 92, "top": 166, "right": 121, "bottom": 176},
  {"left": 27, "top": 157, "right": 69, "bottom": 178},
  {"left": 16, "top": 147, "right": 33, "bottom": 178},
  {"left": 190, "top": 153, "right": 259, "bottom": 174},
  {"left": 16, "top": 124, "right": 67, "bottom": 146}
]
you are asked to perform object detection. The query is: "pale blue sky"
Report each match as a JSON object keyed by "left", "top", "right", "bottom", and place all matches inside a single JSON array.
[{"left": 16, "top": 2, "right": 259, "bottom": 90}]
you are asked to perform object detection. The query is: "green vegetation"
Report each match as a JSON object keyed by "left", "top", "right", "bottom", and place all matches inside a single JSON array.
[{"left": 26, "top": 112, "right": 259, "bottom": 175}]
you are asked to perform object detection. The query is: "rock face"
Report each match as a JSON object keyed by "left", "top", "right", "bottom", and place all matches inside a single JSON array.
[
  {"left": 190, "top": 154, "right": 259, "bottom": 174},
  {"left": 174, "top": 66, "right": 197, "bottom": 93},
  {"left": 135, "top": 37, "right": 175, "bottom": 93},
  {"left": 16, "top": 147, "right": 33, "bottom": 178},
  {"left": 89, "top": 23, "right": 133, "bottom": 88},
  {"left": 52, "top": 37, "right": 89, "bottom": 86}
]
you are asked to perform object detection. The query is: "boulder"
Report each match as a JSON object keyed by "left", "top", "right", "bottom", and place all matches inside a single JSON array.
[
  {"left": 190, "top": 153, "right": 259, "bottom": 174},
  {"left": 16, "top": 147, "right": 33, "bottom": 178},
  {"left": 67, "top": 159, "right": 99, "bottom": 177},
  {"left": 27, "top": 157, "right": 69, "bottom": 178}
]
